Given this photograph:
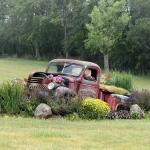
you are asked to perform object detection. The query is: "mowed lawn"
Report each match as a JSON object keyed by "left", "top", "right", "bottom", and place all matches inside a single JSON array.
[
  {"left": 0, "top": 58, "right": 47, "bottom": 83},
  {"left": 133, "top": 75, "right": 150, "bottom": 90},
  {"left": 0, "top": 116, "right": 150, "bottom": 150}
]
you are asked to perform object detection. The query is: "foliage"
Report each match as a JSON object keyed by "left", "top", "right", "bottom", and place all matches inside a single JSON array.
[
  {"left": 105, "top": 71, "right": 133, "bottom": 91},
  {"left": 20, "top": 98, "right": 40, "bottom": 116},
  {"left": 0, "top": 0, "right": 150, "bottom": 73},
  {"left": 85, "top": 0, "right": 130, "bottom": 71},
  {"left": 48, "top": 96, "right": 83, "bottom": 116},
  {"left": 107, "top": 110, "right": 130, "bottom": 119},
  {"left": 0, "top": 82, "right": 25, "bottom": 114},
  {"left": 85, "top": 0, "right": 130, "bottom": 53},
  {"left": 130, "top": 90, "right": 150, "bottom": 111},
  {"left": 79, "top": 98, "right": 110, "bottom": 120},
  {"left": 0, "top": 81, "right": 39, "bottom": 116},
  {"left": 127, "top": 18, "right": 150, "bottom": 73},
  {"left": 110, "top": 0, "right": 150, "bottom": 74},
  {"left": 66, "top": 113, "right": 80, "bottom": 121},
  {"left": 130, "top": 112, "right": 141, "bottom": 119},
  {"left": 0, "top": 0, "right": 97, "bottom": 59}
]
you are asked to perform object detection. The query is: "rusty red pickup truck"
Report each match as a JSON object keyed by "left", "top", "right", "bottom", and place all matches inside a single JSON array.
[{"left": 27, "top": 59, "right": 130, "bottom": 111}]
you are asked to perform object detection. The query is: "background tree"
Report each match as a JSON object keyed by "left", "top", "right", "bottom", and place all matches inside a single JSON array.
[
  {"left": 85, "top": 0, "right": 130, "bottom": 72},
  {"left": 0, "top": 0, "right": 149, "bottom": 74},
  {"left": 110, "top": 0, "right": 150, "bottom": 73}
]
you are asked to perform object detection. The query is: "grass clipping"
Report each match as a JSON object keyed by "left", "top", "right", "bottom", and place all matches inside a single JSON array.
[{"left": 100, "top": 84, "right": 130, "bottom": 95}]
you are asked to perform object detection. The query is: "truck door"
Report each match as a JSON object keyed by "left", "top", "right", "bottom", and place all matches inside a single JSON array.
[{"left": 78, "top": 67, "right": 100, "bottom": 98}]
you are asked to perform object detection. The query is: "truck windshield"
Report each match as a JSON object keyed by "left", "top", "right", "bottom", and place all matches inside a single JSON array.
[{"left": 47, "top": 62, "right": 83, "bottom": 76}]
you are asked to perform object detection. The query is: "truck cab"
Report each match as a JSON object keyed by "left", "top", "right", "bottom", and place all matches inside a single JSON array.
[{"left": 46, "top": 59, "right": 101, "bottom": 98}]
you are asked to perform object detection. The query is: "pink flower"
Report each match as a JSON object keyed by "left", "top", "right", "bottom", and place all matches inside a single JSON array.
[{"left": 51, "top": 75, "right": 64, "bottom": 83}]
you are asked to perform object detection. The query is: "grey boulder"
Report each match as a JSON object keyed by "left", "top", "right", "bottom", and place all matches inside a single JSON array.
[
  {"left": 130, "top": 104, "right": 145, "bottom": 118},
  {"left": 34, "top": 103, "right": 52, "bottom": 119}
]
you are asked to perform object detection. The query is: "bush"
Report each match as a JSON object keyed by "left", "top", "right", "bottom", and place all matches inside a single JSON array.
[
  {"left": 78, "top": 98, "right": 110, "bottom": 120},
  {"left": 130, "top": 112, "right": 141, "bottom": 119},
  {"left": 0, "top": 82, "right": 25, "bottom": 114},
  {"left": 66, "top": 113, "right": 80, "bottom": 121},
  {"left": 47, "top": 96, "right": 82, "bottom": 116},
  {"left": 0, "top": 82, "right": 39, "bottom": 116},
  {"left": 107, "top": 110, "right": 130, "bottom": 119},
  {"left": 130, "top": 90, "right": 150, "bottom": 111},
  {"left": 20, "top": 98, "right": 40, "bottom": 116},
  {"left": 105, "top": 71, "right": 133, "bottom": 91}
]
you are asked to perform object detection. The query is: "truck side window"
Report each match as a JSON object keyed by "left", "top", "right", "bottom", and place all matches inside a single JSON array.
[
  {"left": 84, "top": 68, "right": 97, "bottom": 81},
  {"left": 91, "top": 69, "right": 97, "bottom": 80}
]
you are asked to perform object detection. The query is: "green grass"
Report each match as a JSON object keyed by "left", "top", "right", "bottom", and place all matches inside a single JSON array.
[
  {"left": 0, "top": 58, "right": 47, "bottom": 83},
  {"left": 0, "top": 116, "right": 149, "bottom": 150},
  {"left": 133, "top": 75, "right": 150, "bottom": 90}
]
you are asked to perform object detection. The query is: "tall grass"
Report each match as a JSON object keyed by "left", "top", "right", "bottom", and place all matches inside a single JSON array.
[
  {"left": 0, "top": 81, "right": 42, "bottom": 116},
  {"left": 0, "top": 82, "right": 39, "bottom": 115},
  {"left": 0, "top": 82, "right": 24, "bottom": 114},
  {"left": 105, "top": 71, "right": 133, "bottom": 91}
]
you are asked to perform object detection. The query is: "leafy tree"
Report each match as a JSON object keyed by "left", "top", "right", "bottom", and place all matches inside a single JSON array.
[
  {"left": 127, "top": 0, "right": 150, "bottom": 73},
  {"left": 111, "top": 0, "right": 150, "bottom": 73},
  {"left": 85, "top": 0, "right": 130, "bottom": 72},
  {"left": 60, "top": 0, "right": 99, "bottom": 58}
]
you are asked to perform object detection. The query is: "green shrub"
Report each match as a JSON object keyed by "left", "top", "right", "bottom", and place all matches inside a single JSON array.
[
  {"left": 78, "top": 98, "right": 110, "bottom": 120},
  {"left": 130, "top": 112, "right": 141, "bottom": 119},
  {"left": 107, "top": 110, "right": 130, "bottom": 119},
  {"left": 0, "top": 82, "right": 24, "bottom": 114},
  {"left": 130, "top": 90, "right": 150, "bottom": 111},
  {"left": 66, "top": 113, "right": 80, "bottom": 121},
  {"left": 0, "top": 82, "right": 39, "bottom": 116},
  {"left": 47, "top": 96, "right": 82, "bottom": 116},
  {"left": 105, "top": 71, "right": 133, "bottom": 91},
  {"left": 20, "top": 98, "right": 40, "bottom": 116}
]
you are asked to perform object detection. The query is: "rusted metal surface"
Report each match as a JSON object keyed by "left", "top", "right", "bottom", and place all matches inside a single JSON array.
[
  {"left": 49, "top": 59, "right": 100, "bottom": 68},
  {"left": 27, "top": 83, "right": 53, "bottom": 99},
  {"left": 28, "top": 76, "right": 44, "bottom": 84}
]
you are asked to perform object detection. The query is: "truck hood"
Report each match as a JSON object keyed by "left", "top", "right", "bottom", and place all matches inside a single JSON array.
[{"left": 28, "top": 72, "right": 78, "bottom": 84}]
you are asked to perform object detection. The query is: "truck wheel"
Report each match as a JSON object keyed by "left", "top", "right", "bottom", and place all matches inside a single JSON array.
[{"left": 112, "top": 105, "right": 130, "bottom": 119}]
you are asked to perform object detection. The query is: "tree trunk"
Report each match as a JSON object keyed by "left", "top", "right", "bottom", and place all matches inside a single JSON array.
[
  {"left": 64, "top": 23, "right": 68, "bottom": 58},
  {"left": 35, "top": 48, "right": 40, "bottom": 59},
  {"left": 104, "top": 53, "right": 109, "bottom": 73},
  {"left": 63, "top": 0, "right": 68, "bottom": 58},
  {"left": 65, "top": 51, "right": 68, "bottom": 58},
  {"left": 1, "top": 48, "right": 5, "bottom": 56}
]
